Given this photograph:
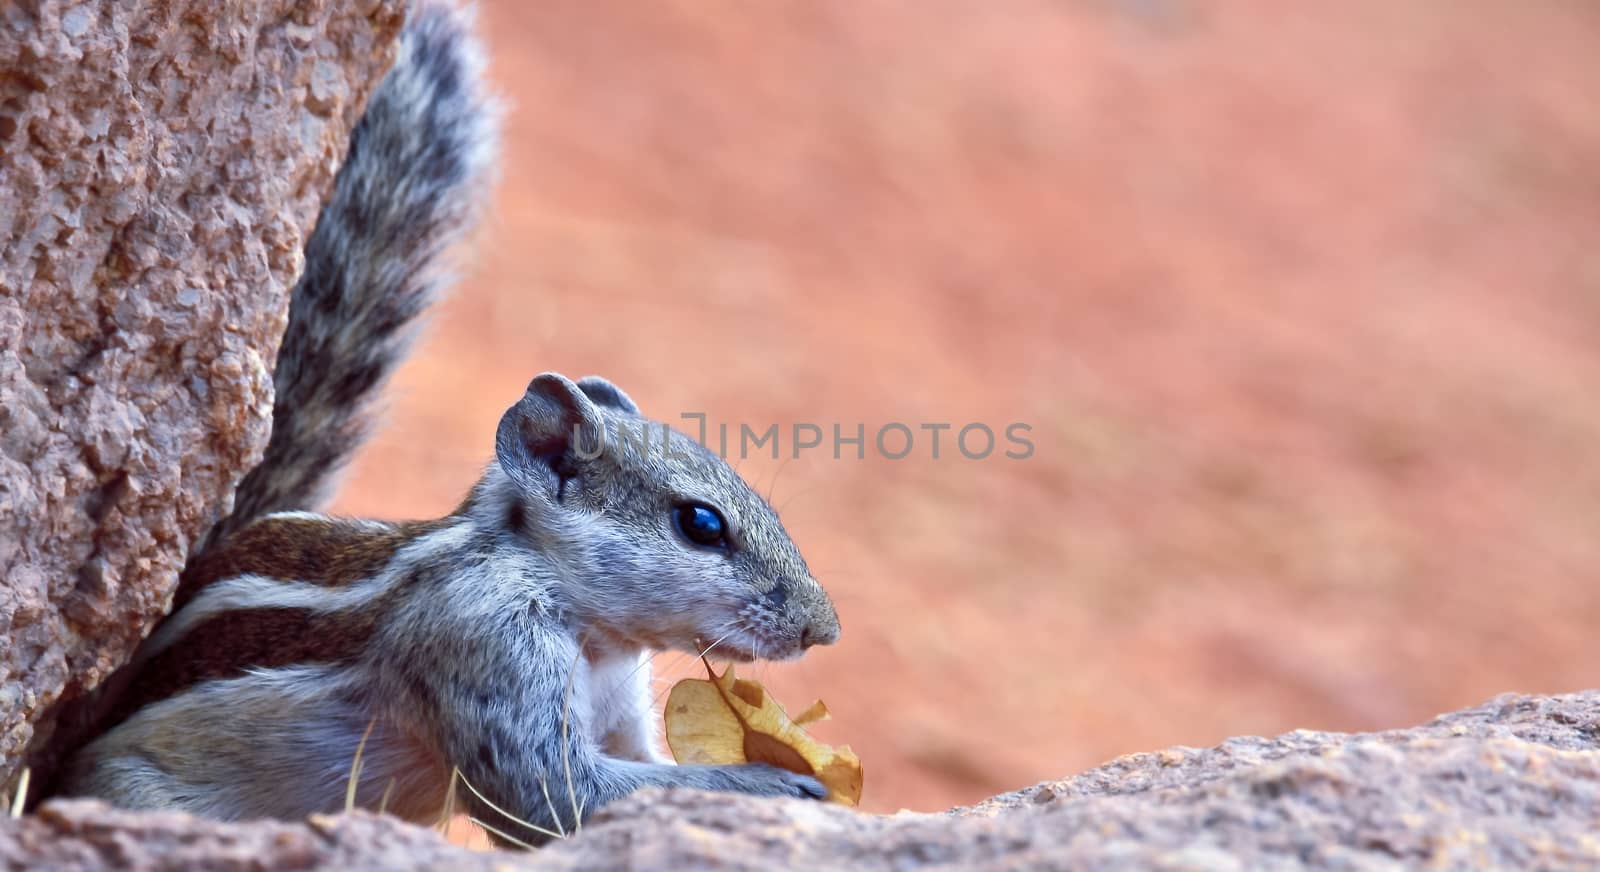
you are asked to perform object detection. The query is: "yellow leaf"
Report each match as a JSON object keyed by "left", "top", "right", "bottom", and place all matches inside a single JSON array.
[
  {"left": 664, "top": 660, "right": 863, "bottom": 807},
  {"left": 793, "top": 700, "right": 830, "bottom": 728}
]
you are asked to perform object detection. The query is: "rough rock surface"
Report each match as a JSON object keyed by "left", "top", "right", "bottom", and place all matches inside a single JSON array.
[
  {"left": 2, "top": 692, "right": 1595, "bottom": 870},
  {"left": 0, "top": 802, "right": 491, "bottom": 872},
  {"left": 0, "top": 0, "right": 403, "bottom": 787}
]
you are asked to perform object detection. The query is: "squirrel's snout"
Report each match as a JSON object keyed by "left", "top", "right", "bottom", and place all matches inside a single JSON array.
[
  {"left": 800, "top": 599, "right": 841, "bottom": 650},
  {"left": 801, "top": 620, "right": 840, "bottom": 649}
]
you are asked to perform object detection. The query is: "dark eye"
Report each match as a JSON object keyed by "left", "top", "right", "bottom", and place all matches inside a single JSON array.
[{"left": 674, "top": 503, "right": 729, "bottom": 549}]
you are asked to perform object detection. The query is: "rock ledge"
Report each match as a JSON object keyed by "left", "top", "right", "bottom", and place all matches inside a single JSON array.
[{"left": 3, "top": 692, "right": 1595, "bottom": 870}]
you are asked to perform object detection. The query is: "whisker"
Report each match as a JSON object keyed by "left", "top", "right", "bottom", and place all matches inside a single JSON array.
[
  {"left": 774, "top": 482, "right": 825, "bottom": 517},
  {"left": 651, "top": 620, "right": 752, "bottom": 710},
  {"left": 695, "top": 627, "right": 738, "bottom": 661},
  {"left": 645, "top": 652, "right": 687, "bottom": 689},
  {"left": 765, "top": 455, "right": 795, "bottom": 505}
]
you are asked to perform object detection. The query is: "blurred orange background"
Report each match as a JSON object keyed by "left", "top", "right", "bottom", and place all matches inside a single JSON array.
[{"left": 332, "top": 0, "right": 1600, "bottom": 814}]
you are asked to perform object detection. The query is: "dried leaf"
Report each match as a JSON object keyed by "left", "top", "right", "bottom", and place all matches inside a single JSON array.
[
  {"left": 664, "top": 660, "right": 863, "bottom": 807},
  {"left": 792, "top": 700, "right": 830, "bottom": 728}
]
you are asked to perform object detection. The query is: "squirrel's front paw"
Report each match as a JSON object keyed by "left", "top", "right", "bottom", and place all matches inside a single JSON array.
[{"left": 732, "top": 762, "right": 828, "bottom": 800}]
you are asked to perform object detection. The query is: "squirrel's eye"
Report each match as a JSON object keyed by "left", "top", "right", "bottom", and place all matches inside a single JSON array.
[{"left": 674, "top": 503, "right": 728, "bottom": 549}]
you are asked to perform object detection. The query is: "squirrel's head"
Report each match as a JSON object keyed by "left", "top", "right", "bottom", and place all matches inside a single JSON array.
[{"left": 493, "top": 372, "right": 840, "bottom": 662}]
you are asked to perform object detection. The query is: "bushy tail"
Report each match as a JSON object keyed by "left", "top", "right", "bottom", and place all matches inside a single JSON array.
[{"left": 208, "top": 2, "right": 499, "bottom": 547}]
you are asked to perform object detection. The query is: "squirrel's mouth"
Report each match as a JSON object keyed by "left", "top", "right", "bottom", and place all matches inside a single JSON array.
[
  {"left": 686, "top": 617, "right": 811, "bottom": 663},
  {"left": 688, "top": 631, "right": 781, "bottom": 664},
  {"left": 695, "top": 633, "right": 808, "bottom": 664},
  {"left": 693, "top": 638, "right": 760, "bottom": 663},
  {"left": 708, "top": 646, "right": 760, "bottom": 664}
]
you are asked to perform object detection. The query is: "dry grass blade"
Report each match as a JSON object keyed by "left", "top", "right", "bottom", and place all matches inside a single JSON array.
[
  {"left": 469, "top": 816, "right": 539, "bottom": 852},
  {"left": 453, "top": 766, "right": 564, "bottom": 841},
  {"left": 378, "top": 777, "right": 397, "bottom": 816},
  {"left": 438, "top": 766, "right": 461, "bottom": 833},
  {"left": 8, "top": 768, "right": 28, "bottom": 819},
  {"left": 539, "top": 777, "right": 566, "bottom": 838},
  {"left": 345, "top": 717, "right": 378, "bottom": 813}
]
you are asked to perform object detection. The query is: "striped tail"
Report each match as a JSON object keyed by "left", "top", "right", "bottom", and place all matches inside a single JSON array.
[{"left": 207, "top": 1, "right": 499, "bottom": 549}]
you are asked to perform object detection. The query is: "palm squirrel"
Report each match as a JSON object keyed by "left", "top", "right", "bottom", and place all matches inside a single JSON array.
[{"left": 55, "top": 1, "right": 841, "bottom": 838}]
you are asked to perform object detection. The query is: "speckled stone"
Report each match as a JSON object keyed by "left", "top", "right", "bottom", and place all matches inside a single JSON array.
[{"left": 0, "top": 0, "right": 404, "bottom": 786}]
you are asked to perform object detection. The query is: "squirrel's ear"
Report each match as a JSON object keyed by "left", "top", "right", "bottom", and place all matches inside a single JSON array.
[
  {"left": 495, "top": 373, "right": 605, "bottom": 489},
  {"left": 575, "top": 375, "right": 640, "bottom": 416}
]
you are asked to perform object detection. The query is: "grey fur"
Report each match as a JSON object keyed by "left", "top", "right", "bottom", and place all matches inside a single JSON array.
[
  {"left": 61, "top": 5, "right": 844, "bottom": 840},
  {"left": 208, "top": 0, "right": 499, "bottom": 548},
  {"left": 375, "top": 469, "right": 837, "bottom": 838},
  {"left": 575, "top": 375, "right": 641, "bottom": 416},
  {"left": 64, "top": 381, "right": 843, "bottom": 839},
  {"left": 493, "top": 373, "right": 840, "bottom": 663}
]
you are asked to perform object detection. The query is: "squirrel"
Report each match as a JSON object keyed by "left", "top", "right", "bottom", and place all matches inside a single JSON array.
[{"left": 54, "top": 1, "right": 841, "bottom": 839}]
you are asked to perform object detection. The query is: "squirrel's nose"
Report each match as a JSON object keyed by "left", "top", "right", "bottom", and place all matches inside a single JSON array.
[{"left": 800, "top": 612, "right": 841, "bottom": 650}]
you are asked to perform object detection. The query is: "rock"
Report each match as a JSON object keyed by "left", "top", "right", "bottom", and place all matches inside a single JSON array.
[
  {"left": 0, "top": 0, "right": 404, "bottom": 788},
  {"left": 0, "top": 801, "right": 499, "bottom": 872},
  {"left": 2, "top": 692, "right": 1596, "bottom": 869},
  {"left": 532, "top": 692, "right": 1600, "bottom": 870}
]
